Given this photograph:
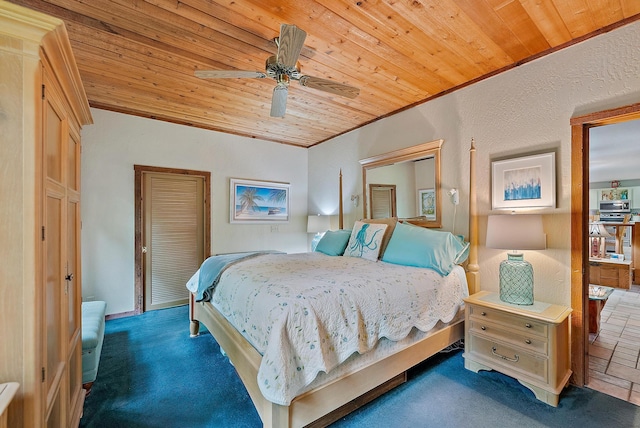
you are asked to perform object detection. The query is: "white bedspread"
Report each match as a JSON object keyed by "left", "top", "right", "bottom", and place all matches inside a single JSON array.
[{"left": 195, "top": 252, "right": 468, "bottom": 405}]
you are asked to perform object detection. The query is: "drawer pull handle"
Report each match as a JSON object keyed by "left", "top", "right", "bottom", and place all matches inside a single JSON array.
[
  {"left": 481, "top": 326, "right": 486, "bottom": 331},
  {"left": 481, "top": 312, "right": 487, "bottom": 316},
  {"left": 525, "top": 339, "right": 532, "bottom": 344},
  {"left": 491, "top": 347, "right": 519, "bottom": 363},
  {"left": 525, "top": 323, "right": 532, "bottom": 328}
]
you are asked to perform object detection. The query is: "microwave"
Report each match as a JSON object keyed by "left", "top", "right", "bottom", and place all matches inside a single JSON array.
[{"left": 599, "top": 199, "right": 631, "bottom": 213}]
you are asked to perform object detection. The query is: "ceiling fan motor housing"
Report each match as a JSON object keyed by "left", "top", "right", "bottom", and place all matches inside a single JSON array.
[{"left": 266, "top": 55, "right": 301, "bottom": 82}]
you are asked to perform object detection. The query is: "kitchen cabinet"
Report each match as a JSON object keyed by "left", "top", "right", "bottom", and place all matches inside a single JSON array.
[
  {"left": 589, "top": 189, "right": 598, "bottom": 211},
  {"left": 589, "top": 258, "right": 631, "bottom": 289},
  {"left": 631, "top": 187, "right": 640, "bottom": 209}
]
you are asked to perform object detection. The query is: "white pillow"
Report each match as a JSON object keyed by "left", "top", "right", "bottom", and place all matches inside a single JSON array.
[{"left": 344, "top": 221, "right": 388, "bottom": 261}]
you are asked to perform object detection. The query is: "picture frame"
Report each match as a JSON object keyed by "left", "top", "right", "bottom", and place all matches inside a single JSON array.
[
  {"left": 491, "top": 152, "right": 556, "bottom": 210},
  {"left": 600, "top": 188, "right": 628, "bottom": 201},
  {"left": 418, "top": 188, "right": 436, "bottom": 220},
  {"left": 230, "top": 178, "right": 290, "bottom": 223}
]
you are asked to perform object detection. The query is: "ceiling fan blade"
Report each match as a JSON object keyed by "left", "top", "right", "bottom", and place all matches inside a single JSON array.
[
  {"left": 270, "top": 84, "right": 288, "bottom": 117},
  {"left": 195, "top": 70, "right": 267, "bottom": 79},
  {"left": 277, "top": 24, "right": 307, "bottom": 68},
  {"left": 298, "top": 76, "right": 360, "bottom": 99}
]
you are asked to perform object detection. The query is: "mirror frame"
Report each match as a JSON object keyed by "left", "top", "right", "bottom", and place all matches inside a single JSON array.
[{"left": 360, "top": 139, "right": 443, "bottom": 228}]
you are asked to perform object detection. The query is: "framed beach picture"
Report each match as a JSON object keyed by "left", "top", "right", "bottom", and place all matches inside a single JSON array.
[
  {"left": 230, "top": 178, "right": 290, "bottom": 223},
  {"left": 418, "top": 188, "right": 436, "bottom": 220},
  {"left": 491, "top": 152, "right": 556, "bottom": 210}
]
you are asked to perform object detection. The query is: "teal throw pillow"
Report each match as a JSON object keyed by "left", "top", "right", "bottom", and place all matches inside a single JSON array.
[{"left": 314, "top": 229, "right": 352, "bottom": 256}]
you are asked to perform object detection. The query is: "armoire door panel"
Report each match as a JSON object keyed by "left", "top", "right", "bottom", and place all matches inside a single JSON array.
[
  {"left": 45, "top": 193, "right": 64, "bottom": 393},
  {"left": 44, "top": 95, "right": 64, "bottom": 183},
  {"left": 67, "top": 131, "right": 79, "bottom": 191}
]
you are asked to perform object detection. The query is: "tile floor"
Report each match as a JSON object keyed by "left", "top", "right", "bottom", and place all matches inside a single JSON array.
[{"left": 587, "top": 284, "right": 640, "bottom": 404}]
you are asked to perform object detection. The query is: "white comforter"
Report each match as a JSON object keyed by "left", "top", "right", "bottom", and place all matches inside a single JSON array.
[{"left": 189, "top": 252, "right": 468, "bottom": 405}]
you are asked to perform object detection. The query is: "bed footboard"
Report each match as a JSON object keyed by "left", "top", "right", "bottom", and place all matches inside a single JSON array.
[{"left": 190, "top": 293, "right": 464, "bottom": 428}]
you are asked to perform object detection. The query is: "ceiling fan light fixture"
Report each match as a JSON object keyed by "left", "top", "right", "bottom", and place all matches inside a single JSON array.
[{"left": 271, "top": 84, "right": 288, "bottom": 118}]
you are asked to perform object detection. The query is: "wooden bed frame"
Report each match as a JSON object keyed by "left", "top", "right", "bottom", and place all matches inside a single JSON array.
[{"left": 189, "top": 141, "right": 479, "bottom": 428}]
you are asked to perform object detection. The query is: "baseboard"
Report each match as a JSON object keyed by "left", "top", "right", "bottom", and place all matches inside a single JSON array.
[{"left": 105, "top": 310, "right": 136, "bottom": 320}]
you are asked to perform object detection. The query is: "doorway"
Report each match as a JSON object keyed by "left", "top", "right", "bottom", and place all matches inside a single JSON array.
[
  {"left": 134, "top": 165, "right": 211, "bottom": 314},
  {"left": 570, "top": 102, "right": 640, "bottom": 388},
  {"left": 369, "top": 184, "right": 397, "bottom": 218}
]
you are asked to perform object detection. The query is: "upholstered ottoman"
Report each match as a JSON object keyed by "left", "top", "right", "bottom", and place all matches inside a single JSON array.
[{"left": 81, "top": 301, "right": 107, "bottom": 394}]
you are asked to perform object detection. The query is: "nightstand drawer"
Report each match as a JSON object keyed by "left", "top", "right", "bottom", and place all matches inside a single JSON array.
[
  {"left": 468, "top": 335, "right": 548, "bottom": 384},
  {"left": 468, "top": 304, "right": 548, "bottom": 337},
  {"left": 469, "top": 319, "right": 548, "bottom": 355}
]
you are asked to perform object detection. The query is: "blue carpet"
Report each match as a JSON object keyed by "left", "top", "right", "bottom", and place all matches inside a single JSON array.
[{"left": 80, "top": 305, "right": 640, "bottom": 427}]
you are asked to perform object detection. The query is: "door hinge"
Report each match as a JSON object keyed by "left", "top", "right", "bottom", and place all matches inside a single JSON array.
[
  {"left": 41, "top": 84, "right": 45, "bottom": 100},
  {"left": 41, "top": 367, "right": 45, "bottom": 382},
  {"left": 41, "top": 226, "right": 45, "bottom": 241}
]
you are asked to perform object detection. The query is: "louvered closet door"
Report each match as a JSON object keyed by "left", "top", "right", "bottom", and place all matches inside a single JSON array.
[
  {"left": 143, "top": 173, "right": 204, "bottom": 311},
  {"left": 370, "top": 185, "right": 397, "bottom": 219}
]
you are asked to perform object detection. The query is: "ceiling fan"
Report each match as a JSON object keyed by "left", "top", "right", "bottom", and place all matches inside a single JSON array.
[{"left": 195, "top": 24, "right": 360, "bottom": 118}]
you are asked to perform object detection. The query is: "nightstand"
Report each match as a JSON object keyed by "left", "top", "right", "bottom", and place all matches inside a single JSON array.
[{"left": 463, "top": 291, "right": 572, "bottom": 406}]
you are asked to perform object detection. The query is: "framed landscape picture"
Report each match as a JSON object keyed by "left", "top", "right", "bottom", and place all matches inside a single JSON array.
[
  {"left": 418, "top": 188, "right": 436, "bottom": 220},
  {"left": 491, "top": 152, "right": 556, "bottom": 210},
  {"left": 230, "top": 178, "right": 290, "bottom": 223}
]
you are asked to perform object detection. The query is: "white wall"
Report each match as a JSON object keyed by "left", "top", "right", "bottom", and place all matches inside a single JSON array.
[
  {"left": 309, "top": 21, "right": 640, "bottom": 306},
  {"left": 81, "top": 110, "right": 308, "bottom": 315}
]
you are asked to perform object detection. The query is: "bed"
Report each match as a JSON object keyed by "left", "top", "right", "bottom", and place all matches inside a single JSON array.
[{"left": 188, "top": 142, "right": 479, "bottom": 427}]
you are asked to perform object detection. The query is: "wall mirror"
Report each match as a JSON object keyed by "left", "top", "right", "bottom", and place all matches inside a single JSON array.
[{"left": 360, "top": 139, "right": 442, "bottom": 228}]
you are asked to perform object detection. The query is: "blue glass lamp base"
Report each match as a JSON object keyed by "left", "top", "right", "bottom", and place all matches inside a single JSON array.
[
  {"left": 499, "top": 253, "right": 534, "bottom": 305},
  {"left": 311, "top": 233, "right": 323, "bottom": 251}
]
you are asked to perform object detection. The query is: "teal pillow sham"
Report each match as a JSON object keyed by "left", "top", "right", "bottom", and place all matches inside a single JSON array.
[
  {"left": 314, "top": 229, "right": 352, "bottom": 256},
  {"left": 381, "top": 222, "right": 470, "bottom": 276}
]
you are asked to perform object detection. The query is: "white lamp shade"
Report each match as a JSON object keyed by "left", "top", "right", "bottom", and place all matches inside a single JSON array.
[
  {"left": 589, "top": 222, "right": 611, "bottom": 237},
  {"left": 486, "top": 214, "right": 546, "bottom": 251},
  {"left": 307, "top": 215, "right": 330, "bottom": 234}
]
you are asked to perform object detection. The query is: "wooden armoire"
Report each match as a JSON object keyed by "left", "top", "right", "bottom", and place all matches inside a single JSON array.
[{"left": 0, "top": 2, "right": 92, "bottom": 427}]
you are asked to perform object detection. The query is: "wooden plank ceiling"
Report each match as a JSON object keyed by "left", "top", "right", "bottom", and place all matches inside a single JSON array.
[{"left": 11, "top": 0, "right": 640, "bottom": 147}]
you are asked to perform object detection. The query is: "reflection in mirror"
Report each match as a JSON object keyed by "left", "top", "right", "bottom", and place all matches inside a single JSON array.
[
  {"left": 360, "top": 139, "right": 442, "bottom": 228},
  {"left": 369, "top": 184, "right": 397, "bottom": 218}
]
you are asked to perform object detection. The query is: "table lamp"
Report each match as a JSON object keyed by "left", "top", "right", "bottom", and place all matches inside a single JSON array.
[
  {"left": 588, "top": 222, "right": 611, "bottom": 259},
  {"left": 307, "top": 214, "right": 331, "bottom": 251},
  {"left": 486, "top": 214, "right": 546, "bottom": 305}
]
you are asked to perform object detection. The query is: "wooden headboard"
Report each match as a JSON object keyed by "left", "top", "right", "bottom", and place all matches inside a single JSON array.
[{"left": 339, "top": 139, "right": 479, "bottom": 295}]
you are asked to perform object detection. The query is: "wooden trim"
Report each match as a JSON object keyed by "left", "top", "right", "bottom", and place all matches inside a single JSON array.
[
  {"left": 133, "top": 165, "right": 211, "bottom": 314},
  {"left": 570, "top": 104, "right": 640, "bottom": 386},
  {"left": 338, "top": 170, "right": 343, "bottom": 229},
  {"left": 105, "top": 310, "right": 137, "bottom": 321},
  {"left": 570, "top": 123, "right": 588, "bottom": 386},
  {"left": 360, "top": 139, "right": 443, "bottom": 228}
]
